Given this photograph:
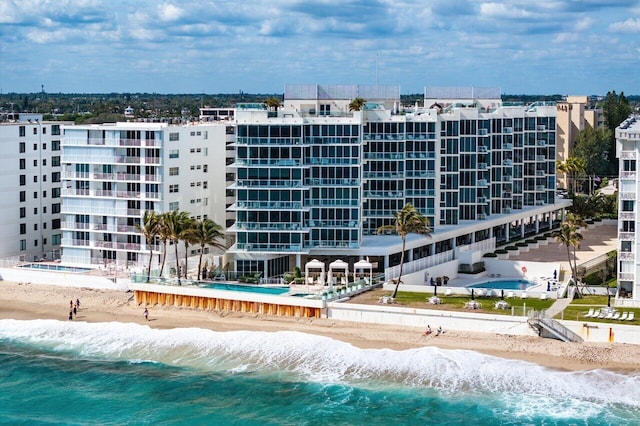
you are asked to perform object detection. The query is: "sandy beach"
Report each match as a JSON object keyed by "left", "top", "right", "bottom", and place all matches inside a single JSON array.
[{"left": 2, "top": 280, "right": 640, "bottom": 372}]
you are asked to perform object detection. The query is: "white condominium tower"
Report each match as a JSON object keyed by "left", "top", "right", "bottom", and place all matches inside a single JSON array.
[
  {"left": 616, "top": 115, "right": 640, "bottom": 307},
  {"left": 0, "top": 114, "right": 67, "bottom": 261},
  {"left": 228, "top": 85, "right": 570, "bottom": 278},
  {"left": 61, "top": 121, "right": 233, "bottom": 267}
]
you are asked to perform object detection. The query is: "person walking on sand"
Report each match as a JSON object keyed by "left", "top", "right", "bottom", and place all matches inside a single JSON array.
[
  {"left": 144, "top": 308, "right": 149, "bottom": 321},
  {"left": 423, "top": 325, "right": 432, "bottom": 336},
  {"left": 76, "top": 298, "right": 81, "bottom": 310},
  {"left": 68, "top": 307, "right": 73, "bottom": 321}
]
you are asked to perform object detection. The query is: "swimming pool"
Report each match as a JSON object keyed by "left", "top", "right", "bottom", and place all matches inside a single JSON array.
[
  {"left": 19, "top": 263, "right": 93, "bottom": 273},
  {"left": 468, "top": 279, "right": 534, "bottom": 290},
  {"left": 200, "top": 282, "right": 290, "bottom": 295}
]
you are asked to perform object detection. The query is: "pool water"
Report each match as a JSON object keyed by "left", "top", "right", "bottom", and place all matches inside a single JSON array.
[
  {"left": 19, "top": 263, "right": 92, "bottom": 273},
  {"left": 468, "top": 279, "right": 534, "bottom": 290},
  {"left": 200, "top": 282, "right": 290, "bottom": 295}
]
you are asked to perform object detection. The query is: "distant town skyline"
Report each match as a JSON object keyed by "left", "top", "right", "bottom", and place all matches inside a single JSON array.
[{"left": 1, "top": 1, "right": 639, "bottom": 95}]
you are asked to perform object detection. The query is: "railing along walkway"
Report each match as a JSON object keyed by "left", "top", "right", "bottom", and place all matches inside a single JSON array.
[{"left": 527, "top": 310, "right": 583, "bottom": 343}]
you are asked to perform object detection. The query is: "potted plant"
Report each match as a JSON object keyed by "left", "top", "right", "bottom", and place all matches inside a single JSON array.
[
  {"left": 435, "top": 276, "right": 443, "bottom": 286},
  {"left": 443, "top": 276, "right": 450, "bottom": 285},
  {"left": 495, "top": 249, "right": 509, "bottom": 260}
]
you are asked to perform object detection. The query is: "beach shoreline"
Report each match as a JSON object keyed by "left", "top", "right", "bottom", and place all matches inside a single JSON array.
[{"left": 1, "top": 280, "right": 640, "bottom": 372}]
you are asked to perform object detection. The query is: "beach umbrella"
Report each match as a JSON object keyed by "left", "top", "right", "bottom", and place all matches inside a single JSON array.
[
  {"left": 547, "top": 281, "right": 551, "bottom": 292},
  {"left": 471, "top": 289, "right": 475, "bottom": 300},
  {"left": 500, "top": 289, "right": 504, "bottom": 300},
  {"left": 553, "top": 270, "right": 557, "bottom": 280}
]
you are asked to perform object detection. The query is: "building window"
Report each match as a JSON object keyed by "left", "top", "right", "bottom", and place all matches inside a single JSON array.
[
  {"left": 42, "top": 127, "right": 46, "bottom": 135},
  {"left": 20, "top": 191, "right": 26, "bottom": 202},
  {"left": 169, "top": 132, "right": 179, "bottom": 141},
  {"left": 169, "top": 150, "right": 179, "bottom": 158},
  {"left": 33, "top": 143, "right": 37, "bottom": 150},
  {"left": 203, "top": 165, "right": 208, "bottom": 172},
  {"left": 169, "top": 184, "right": 179, "bottom": 193},
  {"left": 52, "top": 125, "right": 60, "bottom": 135},
  {"left": 43, "top": 143, "right": 46, "bottom": 150},
  {"left": 43, "top": 159, "right": 47, "bottom": 166},
  {"left": 43, "top": 190, "right": 46, "bottom": 197},
  {"left": 33, "top": 176, "right": 38, "bottom": 183},
  {"left": 52, "top": 172, "right": 60, "bottom": 182},
  {"left": 52, "top": 218, "right": 60, "bottom": 229},
  {"left": 34, "top": 207, "right": 38, "bottom": 214},
  {"left": 169, "top": 202, "right": 179, "bottom": 211},
  {"left": 43, "top": 206, "right": 46, "bottom": 213},
  {"left": 622, "top": 200, "right": 634, "bottom": 211},
  {"left": 34, "top": 239, "right": 38, "bottom": 247},
  {"left": 19, "top": 207, "right": 25, "bottom": 218},
  {"left": 52, "top": 156, "right": 60, "bottom": 166},
  {"left": 33, "top": 159, "right": 38, "bottom": 167},
  {"left": 34, "top": 224, "right": 38, "bottom": 231},
  {"left": 19, "top": 159, "right": 25, "bottom": 170},
  {"left": 169, "top": 167, "right": 179, "bottom": 176},
  {"left": 20, "top": 175, "right": 26, "bottom": 186},
  {"left": 19, "top": 142, "right": 25, "bottom": 153},
  {"left": 33, "top": 192, "right": 38, "bottom": 199},
  {"left": 52, "top": 141, "right": 60, "bottom": 151},
  {"left": 20, "top": 239, "right": 26, "bottom": 251},
  {"left": 20, "top": 223, "right": 26, "bottom": 234},
  {"left": 52, "top": 234, "right": 61, "bottom": 245},
  {"left": 19, "top": 126, "right": 26, "bottom": 137},
  {"left": 203, "top": 181, "right": 208, "bottom": 189},
  {"left": 33, "top": 127, "right": 37, "bottom": 135},
  {"left": 43, "top": 175, "right": 47, "bottom": 183}
]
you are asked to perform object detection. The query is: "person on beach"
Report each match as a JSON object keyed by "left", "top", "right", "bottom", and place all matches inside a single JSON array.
[
  {"left": 436, "top": 326, "right": 444, "bottom": 336},
  {"left": 423, "top": 325, "right": 432, "bottom": 336},
  {"left": 73, "top": 304, "right": 77, "bottom": 316},
  {"left": 68, "top": 308, "right": 73, "bottom": 320},
  {"left": 70, "top": 299, "right": 73, "bottom": 309},
  {"left": 144, "top": 308, "right": 149, "bottom": 321},
  {"left": 76, "top": 298, "right": 81, "bottom": 309}
]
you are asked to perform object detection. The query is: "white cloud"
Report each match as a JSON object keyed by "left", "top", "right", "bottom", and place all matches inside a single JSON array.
[
  {"left": 479, "top": 2, "right": 534, "bottom": 19},
  {"left": 574, "top": 17, "right": 595, "bottom": 31},
  {"left": 158, "top": 3, "right": 184, "bottom": 22},
  {"left": 609, "top": 17, "right": 640, "bottom": 33}
]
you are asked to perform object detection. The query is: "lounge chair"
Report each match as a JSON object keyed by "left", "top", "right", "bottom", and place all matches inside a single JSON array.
[
  {"left": 604, "top": 311, "right": 614, "bottom": 320},
  {"left": 507, "top": 291, "right": 515, "bottom": 298},
  {"left": 598, "top": 311, "right": 607, "bottom": 319},
  {"left": 591, "top": 309, "right": 601, "bottom": 319},
  {"left": 520, "top": 292, "right": 527, "bottom": 299},
  {"left": 612, "top": 312, "right": 621, "bottom": 320},
  {"left": 540, "top": 293, "right": 547, "bottom": 300},
  {"left": 619, "top": 312, "right": 628, "bottom": 321},
  {"left": 627, "top": 312, "right": 635, "bottom": 321},
  {"left": 584, "top": 308, "right": 594, "bottom": 318}
]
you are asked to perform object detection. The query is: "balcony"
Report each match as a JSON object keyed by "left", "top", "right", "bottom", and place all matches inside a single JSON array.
[
  {"left": 478, "top": 162, "right": 487, "bottom": 170},
  {"left": 620, "top": 171, "right": 637, "bottom": 179},
  {"left": 619, "top": 252, "right": 635, "bottom": 260},
  {"left": 406, "top": 170, "right": 436, "bottom": 178},
  {"left": 503, "top": 127, "right": 513, "bottom": 134},
  {"left": 235, "top": 222, "right": 303, "bottom": 231},
  {"left": 235, "top": 201, "right": 304, "bottom": 210},
  {"left": 537, "top": 125, "right": 546, "bottom": 131},
  {"left": 503, "top": 208, "right": 512, "bottom": 214},
  {"left": 503, "top": 143, "right": 513, "bottom": 150},
  {"left": 535, "top": 155, "right": 546, "bottom": 162},
  {"left": 620, "top": 232, "right": 635, "bottom": 240},
  {"left": 621, "top": 192, "right": 637, "bottom": 200},
  {"left": 536, "top": 140, "right": 546, "bottom": 147},
  {"left": 620, "top": 212, "right": 636, "bottom": 220},
  {"left": 363, "top": 190, "right": 404, "bottom": 198},
  {"left": 502, "top": 175, "right": 512, "bottom": 182},
  {"left": 478, "top": 197, "right": 488, "bottom": 204},
  {"left": 502, "top": 159, "right": 513, "bottom": 166},
  {"left": 619, "top": 272, "right": 635, "bottom": 281},
  {"left": 621, "top": 151, "right": 636, "bottom": 160},
  {"left": 236, "top": 179, "right": 304, "bottom": 188},
  {"left": 305, "top": 178, "right": 360, "bottom": 186},
  {"left": 478, "top": 213, "right": 487, "bottom": 220},
  {"left": 536, "top": 185, "right": 546, "bottom": 191},
  {"left": 535, "top": 200, "right": 546, "bottom": 206},
  {"left": 477, "top": 179, "right": 488, "bottom": 187},
  {"left": 535, "top": 170, "right": 546, "bottom": 177},
  {"left": 237, "top": 243, "right": 304, "bottom": 252},
  {"left": 362, "top": 172, "right": 404, "bottom": 179},
  {"left": 405, "top": 189, "right": 435, "bottom": 196},
  {"left": 478, "top": 146, "right": 488, "bottom": 153}
]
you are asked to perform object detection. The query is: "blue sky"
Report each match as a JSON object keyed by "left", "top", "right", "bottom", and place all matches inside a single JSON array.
[{"left": 1, "top": 0, "right": 639, "bottom": 95}]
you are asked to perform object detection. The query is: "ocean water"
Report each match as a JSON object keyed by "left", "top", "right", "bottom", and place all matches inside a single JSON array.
[{"left": 1, "top": 320, "right": 639, "bottom": 425}]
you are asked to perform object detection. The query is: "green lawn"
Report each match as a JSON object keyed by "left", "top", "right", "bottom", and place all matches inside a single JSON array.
[
  {"left": 382, "top": 291, "right": 554, "bottom": 315},
  {"left": 558, "top": 295, "right": 638, "bottom": 324}
]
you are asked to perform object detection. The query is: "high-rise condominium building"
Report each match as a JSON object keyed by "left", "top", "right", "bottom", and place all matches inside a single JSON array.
[
  {"left": 616, "top": 115, "right": 640, "bottom": 307},
  {"left": 228, "top": 85, "right": 570, "bottom": 278},
  {"left": 0, "top": 114, "right": 67, "bottom": 261},
  {"left": 60, "top": 121, "right": 234, "bottom": 267}
]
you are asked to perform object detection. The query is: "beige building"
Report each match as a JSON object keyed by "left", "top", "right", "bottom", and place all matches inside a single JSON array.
[{"left": 555, "top": 96, "right": 604, "bottom": 189}]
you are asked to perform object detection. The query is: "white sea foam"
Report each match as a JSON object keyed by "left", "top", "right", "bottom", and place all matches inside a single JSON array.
[{"left": 1, "top": 318, "right": 639, "bottom": 412}]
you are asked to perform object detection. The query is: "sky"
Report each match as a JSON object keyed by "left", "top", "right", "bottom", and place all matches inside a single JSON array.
[{"left": 0, "top": 0, "right": 639, "bottom": 95}]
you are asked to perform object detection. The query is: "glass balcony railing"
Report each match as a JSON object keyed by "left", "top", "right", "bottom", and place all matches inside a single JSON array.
[
  {"left": 362, "top": 172, "right": 404, "bottom": 179},
  {"left": 304, "top": 178, "right": 360, "bottom": 186},
  {"left": 237, "top": 243, "right": 304, "bottom": 252}
]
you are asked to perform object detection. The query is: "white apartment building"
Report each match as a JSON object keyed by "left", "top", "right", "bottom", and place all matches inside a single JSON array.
[
  {"left": 228, "top": 85, "right": 571, "bottom": 279},
  {"left": 60, "top": 121, "right": 233, "bottom": 268},
  {"left": 616, "top": 115, "right": 640, "bottom": 307},
  {"left": 0, "top": 114, "right": 67, "bottom": 261}
]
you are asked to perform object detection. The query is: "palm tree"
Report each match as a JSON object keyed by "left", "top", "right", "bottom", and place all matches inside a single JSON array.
[
  {"left": 135, "top": 210, "right": 160, "bottom": 283},
  {"left": 264, "top": 97, "right": 282, "bottom": 112},
  {"left": 348, "top": 97, "right": 366, "bottom": 112},
  {"left": 192, "top": 218, "right": 226, "bottom": 280},
  {"left": 163, "top": 210, "right": 191, "bottom": 284},
  {"left": 558, "top": 157, "right": 586, "bottom": 194},
  {"left": 157, "top": 212, "right": 172, "bottom": 278},
  {"left": 555, "top": 213, "right": 587, "bottom": 296},
  {"left": 179, "top": 217, "right": 197, "bottom": 280},
  {"left": 377, "top": 203, "right": 432, "bottom": 299}
]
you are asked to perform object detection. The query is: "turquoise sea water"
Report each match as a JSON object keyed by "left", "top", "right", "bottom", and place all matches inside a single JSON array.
[{"left": 1, "top": 320, "right": 639, "bottom": 425}]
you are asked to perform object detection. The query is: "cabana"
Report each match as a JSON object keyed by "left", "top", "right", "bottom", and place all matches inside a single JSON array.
[
  {"left": 304, "top": 259, "right": 325, "bottom": 285},
  {"left": 328, "top": 259, "right": 349, "bottom": 291},
  {"left": 353, "top": 259, "right": 373, "bottom": 284}
]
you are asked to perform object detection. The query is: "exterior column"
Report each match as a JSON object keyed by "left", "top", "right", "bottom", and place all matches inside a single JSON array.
[
  {"left": 548, "top": 214, "right": 552, "bottom": 230},
  {"left": 384, "top": 255, "right": 389, "bottom": 270},
  {"left": 295, "top": 254, "right": 301, "bottom": 269},
  {"left": 520, "top": 220, "right": 525, "bottom": 238},
  {"left": 535, "top": 215, "right": 540, "bottom": 233},
  {"left": 504, "top": 224, "right": 510, "bottom": 242}
]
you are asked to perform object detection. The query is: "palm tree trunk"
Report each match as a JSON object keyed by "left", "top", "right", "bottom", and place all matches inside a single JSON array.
[
  {"left": 572, "top": 245, "right": 582, "bottom": 297},
  {"left": 146, "top": 248, "right": 153, "bottom": 283},
  {"left": 174, "top": 241, "right": 180, "bottom": 285},
  {"left": 183, "top": 242, "right": 189, "bottom": 280},
  {"left": 391, "top": 237, "right": 407, "bottom": 299},
  {"left": 198, "top": 246, "right": 204, "bottom": 281},
  {"left": 160, "top": 241, "right": 167, "bottom": 277}
]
